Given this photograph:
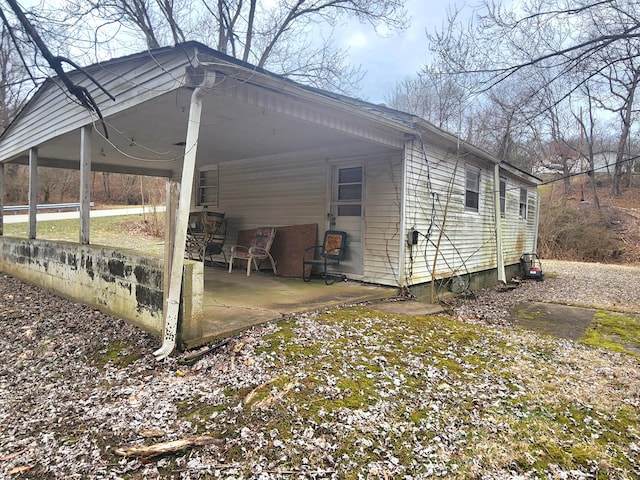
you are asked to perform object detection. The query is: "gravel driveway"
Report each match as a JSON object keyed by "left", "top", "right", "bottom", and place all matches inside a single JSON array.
[
  {"left": 452, "top": 260, "right": 640, "bottom": 325},
  {"left": 1, "top": 261, "right": 638, "bottom": 479}
]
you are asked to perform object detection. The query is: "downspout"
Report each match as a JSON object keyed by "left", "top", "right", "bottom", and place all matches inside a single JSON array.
[
  {"left": 533, "top": 190, "right": 540, "bottom": 253},
  {"left": 398, "top": 140, "right": 409, "bottom": 290},
  {"left": 153, "top": 70, "right": 216, "bottom": 361},
  {"left": 494, "top": 164, "right": 506, "bottom": 284},
  {"left": 0, "top": 163, "right": 4, "bottom": 236}
]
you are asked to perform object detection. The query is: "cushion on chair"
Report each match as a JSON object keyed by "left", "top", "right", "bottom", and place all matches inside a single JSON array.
[
  {"left": 252, "top": 227, "right": 275, "bottom": 250},
  {"left": 325, "top": 233, "right": 345, "bottom": 257}
]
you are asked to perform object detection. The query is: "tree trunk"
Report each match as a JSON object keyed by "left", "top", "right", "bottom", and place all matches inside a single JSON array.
[{"left": 611, "top": 70, "right": 639, "bottom": 196}]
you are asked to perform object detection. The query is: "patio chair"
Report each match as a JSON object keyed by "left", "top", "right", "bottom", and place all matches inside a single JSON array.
[
  {"left": 185, "top": 210, "right": 226, "bottom": 263},
  {"left": 204, "top": 217, "right": 227, "bottom": 264},
  {"left": 228, "top": 227, "right": 277, "bottom": 276},
  {"left": 302, "top": 230, "right": 347, "bottom": 285}
]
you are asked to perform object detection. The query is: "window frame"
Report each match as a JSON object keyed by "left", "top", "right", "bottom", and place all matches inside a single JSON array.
[
  {"left": 519, "top": 187, "right": 528, "bottom": 219},
  {"left": 499, "top": 177, "right": 507, "bottom": 217},
  {"left": 197, "top": 165, "right": 219, "bottom": 207},
  {"left": 336, "top": 165, "right": 363, "bottom": 217},
  {"left": 465, "top": 167, "right": 481, "bottom": 212}
]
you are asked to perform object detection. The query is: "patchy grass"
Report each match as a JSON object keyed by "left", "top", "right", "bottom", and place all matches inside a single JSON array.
[
  {"left": 90, "top": 341, "right": 141, "bottom": 368},
  {"left": 580, "top": 311, "right": 640, "bottom": 356},
  {"left": 214, "top": 307, "right": 639, "bottom": 479},
  {"left": 2, "top": 214, "right": 164, "bottom": 254}
]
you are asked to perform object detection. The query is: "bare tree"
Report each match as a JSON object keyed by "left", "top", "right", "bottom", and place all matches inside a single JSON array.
[
  {"left": 0, "top": 17, "right": 40, "bottom": 131},
  {"left": 425, "top": 0, "right": 640, "bottom": 194},
  {"left": 385, "top": 66, "right": 466, "bottom": 132},
  {"left": 56, "top": 0, "right": 407, "bottom": 94}
]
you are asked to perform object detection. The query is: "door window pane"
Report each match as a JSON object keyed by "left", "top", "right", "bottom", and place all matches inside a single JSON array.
[
  {"left": 335, "top": 166, "right": 363, "bottom": 217},
  {"left": 339, "top": 167, "right": 362, "bottom": 184},
  {"left": 338, "top": 205, "right": 362, "bottom": 216},
  {"left": 339, "top": 184, "right": 362, "bottom": 200}
]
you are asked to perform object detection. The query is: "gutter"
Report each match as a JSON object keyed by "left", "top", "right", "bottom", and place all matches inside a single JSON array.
[{"left": 153, "top": 70, "right": 216, "bottom": 361}]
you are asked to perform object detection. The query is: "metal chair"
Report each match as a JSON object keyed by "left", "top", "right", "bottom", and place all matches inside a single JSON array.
[
  {"left": 204, "top": 218, "right": 227, "bottom": 264},
  {"left": 185, "top": 210, "right": 226, "bottom": 263},
  {"left": 302, "top": 230, "right": 347, "bottom": 284},
  {"left": 228, "top": 227, "right": 277, "bottom": 276}
]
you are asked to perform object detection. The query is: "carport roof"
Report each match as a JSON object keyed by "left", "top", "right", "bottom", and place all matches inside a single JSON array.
[{"left": 0, "top": 42, "right": 417, "bottom": 177}]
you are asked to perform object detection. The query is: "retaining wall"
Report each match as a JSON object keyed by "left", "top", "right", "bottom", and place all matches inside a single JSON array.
[{"left": 0, "top": 237, "right": 203, "bottom": 346}]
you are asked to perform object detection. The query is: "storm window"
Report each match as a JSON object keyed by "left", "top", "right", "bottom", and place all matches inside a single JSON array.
[
  {"left": 519, "top": 187, "right": 528, "bottom": 219},
  {"left": 198, "top": 166, "right": 219, "bottom": 207},
  {"left": 465, "top": 168, "right": 480, "bottom": 211},
  {"left": 500, "top": 177, "right": 506, "bottom": 216}
]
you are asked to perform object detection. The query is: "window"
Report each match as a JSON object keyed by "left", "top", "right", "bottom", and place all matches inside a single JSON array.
[
  {"left": 336, "top": 166, "right": 362, "bottom": 216},
  {"left": 499, "top": 177, "right": 506, "bottom": 217},
  {"left": 519, "top": 187, "right": 528, "bottom": 219},
  {"left": 198, "top": 166, "right": 219, "bottom": 206},
  {"left": 465, "top": 168, "right": 480, "bottom": 211}
]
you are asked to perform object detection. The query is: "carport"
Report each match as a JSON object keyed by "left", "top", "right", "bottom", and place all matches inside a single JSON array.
[{"left": 0, "top": 42, "right": 407, "bottom": 357}]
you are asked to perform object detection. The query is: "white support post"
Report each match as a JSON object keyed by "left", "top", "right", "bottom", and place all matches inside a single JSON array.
[
  {"left": 163, "top": 179, "right": 179, "bottom": 318},
  {"left": 28, "top": 148, "right": 38, "bottom": 240},
  {"left": 79, "top": 125, "right": 92, "bottom": 245},
  {"left": 494, "top": 163, "right": 506, "bottom": 284},
  {"left": 154, "top": 71, "right": 216, "bottom": 361}
]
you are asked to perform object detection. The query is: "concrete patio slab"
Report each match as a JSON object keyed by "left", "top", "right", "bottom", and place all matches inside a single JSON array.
[
  {"left": 195, "top": 265, "right": 399, "bottom": 346},
  {"left": 511, "top": 301, "right": 596, "bottom": 340}
]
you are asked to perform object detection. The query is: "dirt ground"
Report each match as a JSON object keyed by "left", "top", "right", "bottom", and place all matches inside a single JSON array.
[{"left": 1, "top": 260, "right": 639, "bottom": 479}]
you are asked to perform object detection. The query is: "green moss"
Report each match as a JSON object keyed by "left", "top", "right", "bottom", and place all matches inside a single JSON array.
[
  {"left": 90, "top": 341, "right": 141, "bottom": 368},
  {"left": 579, "top": 311, "right": 640, "bottom": 356},
  {"left": 212, "top": 305, "right": 638, "bottom": 477}
]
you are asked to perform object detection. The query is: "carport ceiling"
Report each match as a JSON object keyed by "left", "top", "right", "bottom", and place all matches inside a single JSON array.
[{"left": 21, "top": 86, "right": 363, "bottom": 176}]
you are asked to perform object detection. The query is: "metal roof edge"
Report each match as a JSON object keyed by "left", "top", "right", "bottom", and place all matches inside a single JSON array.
[{"left": 499, "top": 161, "right": 542, "bottom": 185}]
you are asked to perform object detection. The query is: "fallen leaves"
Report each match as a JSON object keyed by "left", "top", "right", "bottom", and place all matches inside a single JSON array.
[{"left": 1, "top": 265, "right": 639, "bottom": 478}]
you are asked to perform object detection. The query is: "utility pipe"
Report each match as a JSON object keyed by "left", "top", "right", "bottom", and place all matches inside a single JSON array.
[
  {"left": 494, "top": 164, "right": 506, "bottom": 284},
  {"left": 398, "top": 140, "right": 410, "bottom": 289},
  {"left": 154, "top": 71, "right": 216, "bottom": 361},
  {"left": 0, "top": 163, "right": 4, "bottom": 236}
]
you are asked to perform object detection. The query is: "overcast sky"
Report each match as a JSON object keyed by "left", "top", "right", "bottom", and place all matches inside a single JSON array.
[{"left": 338, "top": 0, "right": 458, "bottom": 103}]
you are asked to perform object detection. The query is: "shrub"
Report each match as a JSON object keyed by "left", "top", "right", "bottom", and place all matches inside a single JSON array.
[{"left": 538, "top": 205, "right": 622, "bottom": 262}]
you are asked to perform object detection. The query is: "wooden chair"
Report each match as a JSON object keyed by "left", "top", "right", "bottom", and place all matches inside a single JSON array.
[
  {"left": 302, "top": 230, "right": 347, "bottom": 284},
  {"left": 228, "top": 227, "right": 277, "bottom": 276}
]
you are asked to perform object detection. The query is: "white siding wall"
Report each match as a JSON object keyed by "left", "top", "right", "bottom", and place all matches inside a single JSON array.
[
  {"left": 403, "top": 140, "right": 501, "bottom": 284},
  {"left": 211, "top": 149, "right": 403, "bottom": 286},
  {"left": 361, "top": 154, "right": 403, "bottom": 286},
  {"left": 403, "top": 139, "right": 539, "bottom": 285},
  {"left": 501, "top": 180, "right": 538, "bottom": 264},
  {"left": 217, "top": 152, "right": 328, "bottom": 246}
]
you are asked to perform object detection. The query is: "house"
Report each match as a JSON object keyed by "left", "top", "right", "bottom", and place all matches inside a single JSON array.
[{"left": 0, "top": 42, "right": 540, "bottom": 357}]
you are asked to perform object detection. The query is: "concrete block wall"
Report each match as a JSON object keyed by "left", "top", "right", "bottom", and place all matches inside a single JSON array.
[{"left": 0, "top": 237, "right": 203, "bottom": 346}]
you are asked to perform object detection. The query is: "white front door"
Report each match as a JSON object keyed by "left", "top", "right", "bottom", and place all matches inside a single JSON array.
[{"left": 328, "top": 162, "right": 364, "bottom": 277}]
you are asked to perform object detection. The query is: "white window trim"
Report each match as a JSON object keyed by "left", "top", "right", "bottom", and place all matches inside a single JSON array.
[
  {"left": 465, "top": 166, "right": 481, "bottom": 213},
  {"left": 198, "top": 165, "right": 219, "bottom": 207},
  {"left": 499, "top": 177, "right": 507, "bottom": 217},
  {"left": 519, "top": 187, "right": 528, "bottom": 219}
]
